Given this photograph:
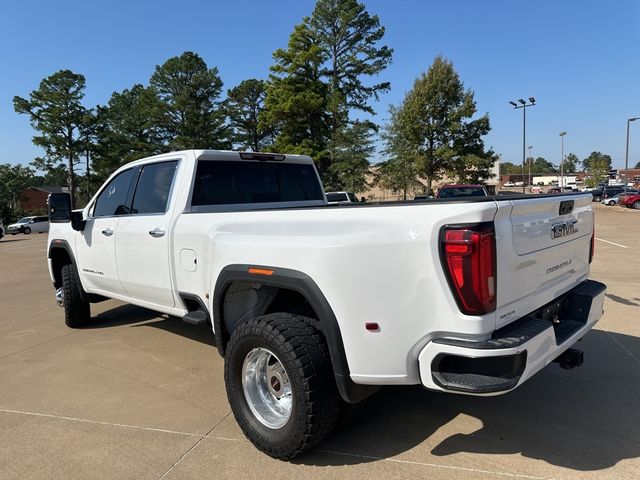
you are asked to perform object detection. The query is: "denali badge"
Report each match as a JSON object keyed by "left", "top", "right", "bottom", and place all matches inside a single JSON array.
[{"left": 551, "top": 219, "right": 578, "bottom": 239}]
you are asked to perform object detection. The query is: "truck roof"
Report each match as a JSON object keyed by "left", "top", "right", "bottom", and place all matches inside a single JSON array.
[{"left": 121, "top": 150, "right": 316, "bottom": 169}]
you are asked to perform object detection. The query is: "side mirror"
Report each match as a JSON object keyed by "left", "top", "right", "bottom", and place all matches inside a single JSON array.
[
  {"left": 71, "top": 211, "right": 86, "bottom": 232},
  {"left": 48, "top": 193, "right": 85, "bottom": 231},
  {"left": 48, "top": 193, "right": 71, "bottom": 223}
]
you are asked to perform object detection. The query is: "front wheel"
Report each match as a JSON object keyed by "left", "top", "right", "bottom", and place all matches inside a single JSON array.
[
  {"left": 61, "top": 264, "right": 90, "bottom": 327},
  {"left": 224, "top": 313, "right": 340, "bottom": 459}
]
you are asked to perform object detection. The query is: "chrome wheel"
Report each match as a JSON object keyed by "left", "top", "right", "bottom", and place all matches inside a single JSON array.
[
  {"left": 242, "top": 347, "right": 292, "bottom": 429},
  {"left": 55, "top": 287, "right": 64, "bottom": 307}
]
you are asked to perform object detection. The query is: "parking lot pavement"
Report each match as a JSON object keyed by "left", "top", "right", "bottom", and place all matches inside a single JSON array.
[{"left": 0, "top": 207, "right": 638, "bottom": 480}]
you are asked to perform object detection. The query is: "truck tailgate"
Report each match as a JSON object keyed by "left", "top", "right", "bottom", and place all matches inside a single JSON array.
[{"left": 494, "top": 194, "right": 593, "bottom": 329}]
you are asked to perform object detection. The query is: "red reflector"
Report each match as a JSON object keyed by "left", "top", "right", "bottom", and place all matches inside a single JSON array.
[
  {"left": 365, "top": 322, "right": 380, "bottom": 332},
  {"left": 441, "top": 224, "right": 496, "bottom": 315}
]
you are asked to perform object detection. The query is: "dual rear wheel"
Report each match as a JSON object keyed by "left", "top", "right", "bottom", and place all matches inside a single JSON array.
[{"left": 224, "top": 313, "right": 352, "bottom": 459}]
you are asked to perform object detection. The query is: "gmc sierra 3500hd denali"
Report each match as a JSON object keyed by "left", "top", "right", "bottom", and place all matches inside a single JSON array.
[{"left": 46, "top": 150, "right": 606, "bottom": 459}]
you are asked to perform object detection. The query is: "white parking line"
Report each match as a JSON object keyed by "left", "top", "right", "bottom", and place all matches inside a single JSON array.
[
  {"left": 0, "top": 407, "right": 555, "bottom": 479},
  {"left": 0, "top": 408, "right": 202, "bottom": 437},
  {"left": 595, "top": 238, "right": 629, "bottom": 248}
]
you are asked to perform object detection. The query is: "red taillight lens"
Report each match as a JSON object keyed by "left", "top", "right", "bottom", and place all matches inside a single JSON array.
[{"left": 441, "top": 224, "right": 496, "bottom": 315}]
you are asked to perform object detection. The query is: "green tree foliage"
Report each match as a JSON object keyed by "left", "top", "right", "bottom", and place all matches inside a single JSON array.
[
  {"left": 530, "top": 157, "right": 557, "bottom": 174},
  {"left": 582, "top": 151, "right": 612, "bottom": 172},
  {"left": 327, "top": 120, "right": 374, "bottom": 192},
  {"left": 13, "top": 70, "right": 89, "bottom": 207},
  {"left": 226, "top": 79, "right": 273, "bottom": 151},
  {"left": 500, "top": 161, "right": 522, "bottom": 174},
  {"left": 562, "top": 153, "right": 579, "bottom": 172},
  {"left": 265, "top": 0, "right": 391, "bottom": 186},
  {"left": 447, "top": 115, "right": 496, "bottom": 183},
  {"left": 92, "top": 84, "right": 163, "bottom": 182},
  {"left": 264, "top": 22, "right": 331, "bottom": 172},
  {"left": 150, "top": 51, "right": 229, "bottom": 150},
  {"left": 583, "top": 152, "right": 612, "bottom": 186},
  {"left": 310, "top": 0, "right": 392, "bottom": 128},
  {"left": 0, "top": 163, "right": 35, "bottom": 213},
  {"left": 376, "top": 106, "right": 423, "bottom": 199},
  {"left": 386, "top": 56, "right": 492, "bottom": 192}
]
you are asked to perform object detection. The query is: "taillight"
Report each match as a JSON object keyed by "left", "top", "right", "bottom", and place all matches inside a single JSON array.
[{"left": 440, "top": 223, "right": 496, "bottom": 315}]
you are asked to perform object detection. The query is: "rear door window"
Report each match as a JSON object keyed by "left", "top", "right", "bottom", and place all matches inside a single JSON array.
[{"left": 131, "top": 161, "right": 178, "bottom": 214}]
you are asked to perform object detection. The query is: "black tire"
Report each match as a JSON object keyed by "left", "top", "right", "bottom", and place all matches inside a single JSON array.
[
  {"left": 634, "top": 201, "right": 640, "bottom": 210},
  {"left": 224, "top": 313, "right": 340, "bottom": 459},
  {"left": 23, "top": 227, "right": 31, "bottom": 234},
  {"left": 61, "top": 263, "right": 90, "bottom": 328}
]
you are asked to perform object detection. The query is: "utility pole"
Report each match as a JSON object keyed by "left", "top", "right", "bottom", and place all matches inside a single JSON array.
[
  {"left": 625, "top": 117, "right": 639, "bottom": 191},
  {"left": 528, "top": 145, "right": 533, "bottom": 189},
  {"left": 509, "top": 98, "right": 536, "bottom": 193},
  {"left": 559, "top": 131, "right": 567, "bottom": 192}
]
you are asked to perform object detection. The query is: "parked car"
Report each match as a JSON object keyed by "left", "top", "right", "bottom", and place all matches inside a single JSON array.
[
  {"left": 325, "top": 191, "right": 358, "bottom": 204},
  {"left": 436, "top": 184, "right": 489, "bottom": 199},
  {"left": 601, "top": 190, "right": 640, "bottom": 206},
  {"left": 46, "top": 149, "right": 604, "bottom": 459},
  {"left": 591, "top": 185, "right": 628, "bottom": 202},
  {"left": 503, "top": 181, "right": 515, "bottom": 187},
  {"left": 620, "top": 193, "right": 640, "bottom": 209},
  {"left": 7, "top": 216, "right": 50, "bottom": 235},
  {"left": 546, "top": 187, "right": 562, "bottom": 194}
]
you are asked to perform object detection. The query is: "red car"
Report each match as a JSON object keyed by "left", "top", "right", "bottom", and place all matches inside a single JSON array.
[{"left": 620, "top": 193, "right": 640, "bottom": 209}]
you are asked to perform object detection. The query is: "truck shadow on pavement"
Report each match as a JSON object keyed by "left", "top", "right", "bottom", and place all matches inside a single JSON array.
[
  {"left": 88, "top": 303, "right": 216, "bottom": 347},
  {"left": 84, "top": 305, "right": 640, "bottom": 473},
  {"left": 303, "top": 329, "right": 640, "bottom": 472}
]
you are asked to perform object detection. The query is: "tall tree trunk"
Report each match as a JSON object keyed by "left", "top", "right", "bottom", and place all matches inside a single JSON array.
[{"left": 68, "top": 152, "right": 75, "bottom": 209}]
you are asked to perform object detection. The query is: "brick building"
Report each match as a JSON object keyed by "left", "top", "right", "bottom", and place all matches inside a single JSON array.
[{"left": 19, "top": 186, "right": 67, "bottom": 212}]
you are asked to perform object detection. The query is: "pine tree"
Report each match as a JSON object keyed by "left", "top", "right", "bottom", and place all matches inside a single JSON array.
[
  {"left": 13, "top": 70, "right": 88, "bottom": 207},
  {"left": 150, "top": 52, "right": 229, "bottom": 150},
  {"left": 226, "top": 79, "right": 273, "bottom": 151}
]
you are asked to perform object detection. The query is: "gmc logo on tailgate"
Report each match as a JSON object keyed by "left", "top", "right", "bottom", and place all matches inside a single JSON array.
[{"left": 551, "top": 220, "right": 578, "bottom": 239}]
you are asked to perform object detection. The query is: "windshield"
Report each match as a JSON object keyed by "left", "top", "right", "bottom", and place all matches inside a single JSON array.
[
  {"left": 326, "top": 192, "right": 348, "bottom": 202},
  {"left": 16, "top": 217, "right": 31, "bottom": 224},
  {"left": 439, "top": 187, "right": 486, "bottom": 198}
]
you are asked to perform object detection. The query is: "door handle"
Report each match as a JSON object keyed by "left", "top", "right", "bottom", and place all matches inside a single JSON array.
[
  {"left": 101, "top": 228, "right": 114, "bottom": 237},
  {"left": 148, "top": 228, "right": 165, "bottom": 238}
]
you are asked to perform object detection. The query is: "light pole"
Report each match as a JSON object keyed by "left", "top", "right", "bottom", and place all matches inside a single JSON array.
[
  {"left": 625, "top": 117, "right": 639, "bottom": 190},
  {"left": 559, "top": 131, "right": 567, "bottom": 192},
  {"left": 528, "top": 145, "right": 533, "bottom": 188},
  {"left": 509, "top": 98, "right": 536, "bottom": 193}
]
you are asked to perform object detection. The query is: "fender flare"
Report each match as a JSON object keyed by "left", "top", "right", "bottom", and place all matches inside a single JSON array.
[
  {"left": 212, "top": 264, "right": 379, "bottom": 403},
  {"left": 48, "top": 239, "right": 106, "bottom": 304},
  {"left": 48, "top": 239, "right": 78, "bottom": 289}
]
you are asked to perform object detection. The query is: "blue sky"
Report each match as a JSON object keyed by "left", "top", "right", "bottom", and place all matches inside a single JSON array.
[{"left": 1, "top": 0, "right": 639, "bottom": 169}]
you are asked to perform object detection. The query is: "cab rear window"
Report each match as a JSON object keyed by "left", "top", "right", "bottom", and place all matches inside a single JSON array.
[{"left": 191, "top": 161, "right": 323, "bottom": 206}]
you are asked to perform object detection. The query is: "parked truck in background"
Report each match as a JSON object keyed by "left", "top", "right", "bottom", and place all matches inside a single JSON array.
[{"left": 46, "top": 150, "right": 605, "bottom": 459}]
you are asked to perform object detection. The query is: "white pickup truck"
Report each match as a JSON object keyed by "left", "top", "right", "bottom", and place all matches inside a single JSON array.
[{"left": 47, "top": 149, "right": 605, "bottom": 459}]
